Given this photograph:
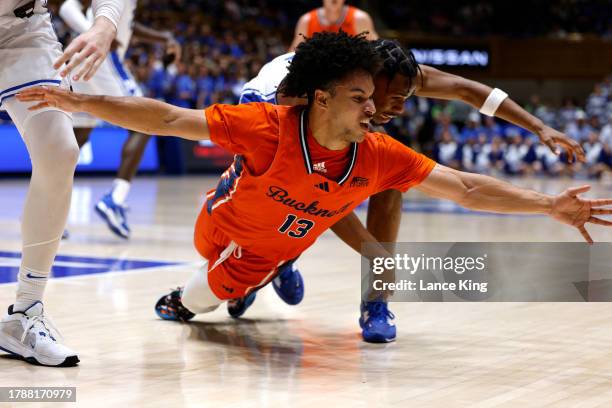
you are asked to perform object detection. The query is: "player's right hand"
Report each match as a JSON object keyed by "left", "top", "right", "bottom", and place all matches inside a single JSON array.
[
  {"left": 549, "top": 185, "right": 612, "bottom": 244},
  {"left": 537, "top": 125, "right": 586, "bottom": 164},
  {"left": 16, "top": 86, "right": 83, "bottom": 113},
  {"left": 54, "top": 16, "right": 116, "bottom": 82}
]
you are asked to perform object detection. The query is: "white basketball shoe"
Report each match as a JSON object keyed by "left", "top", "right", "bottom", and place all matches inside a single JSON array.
[{"left": 0, "top": 301, "right": 79, "bottom": 367}]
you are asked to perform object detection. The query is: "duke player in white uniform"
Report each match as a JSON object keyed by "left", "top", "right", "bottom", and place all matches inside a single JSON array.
[
  {"left": 60, "top": 0, "right": 180, "bottom": 239},
  {"left": 238, "top": 43, "right": 586, "bottom": 343},
  {"left": 0, "top": 0, "right": 123, "bottom": 366}
]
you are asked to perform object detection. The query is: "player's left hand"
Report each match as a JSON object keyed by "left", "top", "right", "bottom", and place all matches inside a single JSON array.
[
  {"left": 537, "top": 125, "right": 585, "bottom": 164},
  {"left": 53, "top": 17, "right": 116, "bottom": 82},
  {"left": 16, "top": 86, "right": 83, "bottom": 113},
  {"left": 549, "top": 185, "right": 612, "bottom": 244}
]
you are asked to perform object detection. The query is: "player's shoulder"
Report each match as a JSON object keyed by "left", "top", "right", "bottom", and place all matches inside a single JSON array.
[
  {"left": 298, "top": 10, "right": 313, "bottom": 24},
  {"left": 235, "top": 102, "right": 300, "bottom": 120},
  {"left": 363, "top": 131, "right": 412, "bottom": 153}
]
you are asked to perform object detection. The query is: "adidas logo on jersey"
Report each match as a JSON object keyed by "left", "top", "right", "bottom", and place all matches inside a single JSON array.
[
  {"left": 349, "top": 176, "right": 369, "bottom": 188},
  {"left": 314, "top": 182, "right": 330, "bottom": 192},
  {"left": 313, "top": 162, "right": 327, "bottom": 173}
]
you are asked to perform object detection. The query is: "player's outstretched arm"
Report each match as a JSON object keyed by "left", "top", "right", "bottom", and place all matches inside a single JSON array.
[
  {"left": 16, "top": 86, "right": 209, "bottom": 141},
  {"left": 415, "top": 65, "right": 585, "bottom": 162},
  {"left": 54, "top": 0, "right": 124, "bottom": 81},
  {"left": 416, "top": 164, "right": 612, "bottom": 243}
]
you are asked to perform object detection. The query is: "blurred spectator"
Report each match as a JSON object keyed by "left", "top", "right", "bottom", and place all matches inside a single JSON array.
[
  {"left": 565, "top": 110, "right": 593, "bottom": 141},
  {"left": 434, "top": 131, "right": 460, "bottom": 169},
  {"left": 502, "top": 134, "right": 529, "bottom": 175},
  {"left": 434, "top": 112, "right": 460, "bottom": 141}
]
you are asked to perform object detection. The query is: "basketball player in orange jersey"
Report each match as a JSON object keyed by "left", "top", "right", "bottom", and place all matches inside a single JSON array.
[
  {"left": 17, "top": 32, "right": 612, "bottom": 344},
  {"left": 239, "top": 39, "right": 586, "bottom": 342},
  {"left": 289, "top": 0, "right": 378, "bottom": 50}
]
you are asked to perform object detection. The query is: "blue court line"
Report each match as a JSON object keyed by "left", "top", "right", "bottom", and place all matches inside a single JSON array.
[{"left": 0, "top": 251, "right": 185, "bottom": 284}]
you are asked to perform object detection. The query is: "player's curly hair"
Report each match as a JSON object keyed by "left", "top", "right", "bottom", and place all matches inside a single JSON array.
[
  {"left": 373, "top": 39, "right": 422, "bottom": 91},
  {"left": 278, "top": 31, "right": 382, "bottom": 104}
]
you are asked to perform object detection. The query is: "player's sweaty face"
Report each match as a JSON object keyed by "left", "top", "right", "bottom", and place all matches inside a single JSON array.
[
  {"left": 372, "top": 73, "right": 415, "bottom": 125},
  {"left": 328, "top": 71, "right": 376, "bottom": 143}
]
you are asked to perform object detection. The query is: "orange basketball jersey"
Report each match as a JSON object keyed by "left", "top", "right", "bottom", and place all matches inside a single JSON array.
[
  {"left": 306, "top": 6, "right": 358, "bottom": 36},
  {"left": 197, "top": 103, "right": 435, "bottom": 266}
]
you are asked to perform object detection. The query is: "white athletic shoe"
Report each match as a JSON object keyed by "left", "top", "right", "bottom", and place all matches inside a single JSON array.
[{"left": 0, "top": 302, "right": 79, "bottom": 367}]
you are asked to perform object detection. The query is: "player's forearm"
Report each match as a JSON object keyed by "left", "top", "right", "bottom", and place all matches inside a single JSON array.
[
  {"left": 418, "top": 67, "right": 546, "bottom": 136},
  {"left": 78, "top": 94, "right": 181, "bottom": 136},
  {"left": 456, "top": 172, "right": 553, "bottom": 214},
  {"left": 331, "top": 213, "right": 392, "bottom": 260},
  {"left": 59, "top": 0, "right": 92, "bottom": 34},
  {"left": 132, "top": 22, "right": 173, "bottom": 44}
]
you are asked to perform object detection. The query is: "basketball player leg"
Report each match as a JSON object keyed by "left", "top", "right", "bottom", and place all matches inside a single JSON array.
[
  {"left": 94, "top": 131, "right": 150, "bottom": 240},
  {"left": 155, "top": 263, "right": 223, "bottom": 322},
  {"left": 0, "top": 98, "right": 80, "bottom": 366},
  {"left": 360, "top": 189, "right": 402, "bottom": 343},
  {"left": 74, "top": 127, "right": 94, "bottom": 148}
]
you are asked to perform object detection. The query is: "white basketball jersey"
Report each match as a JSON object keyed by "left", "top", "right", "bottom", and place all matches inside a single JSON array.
[
  {"left": 0, "top": 0, "right": 47, "bottom": 16},
  {"left": 240, "top": 52, "right": 294, "bottom": 103},
  {"left": 115, "top": 0, "right": 136, "bottom": 60}
]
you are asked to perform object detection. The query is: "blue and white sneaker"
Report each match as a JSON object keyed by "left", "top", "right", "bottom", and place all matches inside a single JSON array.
[
  {"left": 272, "top": 261, "right": 304, "bottom": 305},
  {"left": 155, "top": 288, "right": 195, "bottom": 322},
  {"left": 227, "top": 292, "right": 257, "bottom": 318},
  {"left": 94, "top": 193, "right": 130, "bottom": 239},
  {"left": 359, "top": 300, "right": 396, "bottom": 343},
  {"left": 0, "top": 302, "right": 79, "bottom": 366}
]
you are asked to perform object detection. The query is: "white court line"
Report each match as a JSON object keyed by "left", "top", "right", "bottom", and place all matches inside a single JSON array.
[{"left": 0, "top": 261, "right": 201, "bottom": 287}]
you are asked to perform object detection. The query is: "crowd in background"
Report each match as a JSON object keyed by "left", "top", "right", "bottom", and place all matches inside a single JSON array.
[
  {"left": 7, "top": 0, "right": 607, "bottom": 179},
  {"left": 386, "top": 76, "right": 612, "bottom": 179}
]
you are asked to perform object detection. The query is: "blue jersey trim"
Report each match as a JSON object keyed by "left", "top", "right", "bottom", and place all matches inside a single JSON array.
[{"left": 0, "top": 79, "right": 62, "bottom": 107}]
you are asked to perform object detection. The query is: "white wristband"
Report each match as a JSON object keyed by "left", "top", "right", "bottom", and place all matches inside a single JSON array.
[{"left": 479, "top": 88, "right": 508, "bottom": 116}]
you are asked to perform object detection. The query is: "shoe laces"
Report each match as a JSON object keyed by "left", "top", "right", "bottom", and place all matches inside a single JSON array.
[
  {"left": 366, "top": 301, "right": 395, "bottom": 321},
  {"left": 21, "top": 314, "right": 62, "bottom": 343}
]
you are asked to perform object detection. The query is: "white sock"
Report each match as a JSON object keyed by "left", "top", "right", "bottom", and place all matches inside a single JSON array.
[
  {"left": 14, "top": 267, "right": 50, "bottom": 312},
  {"left": 182, "top": 263, "right": 223, "bottom": 314},
  {"left": 111, "top": 179, "right": 131, "bottom": 205}
]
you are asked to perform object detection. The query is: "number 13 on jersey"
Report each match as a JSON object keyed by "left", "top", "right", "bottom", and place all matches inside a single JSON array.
[{"left": 278, "top": 214, "right": 315, "bottom": 238}]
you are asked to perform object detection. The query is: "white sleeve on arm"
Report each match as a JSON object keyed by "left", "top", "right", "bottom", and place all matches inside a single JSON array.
[
  {"left": 59, "top": 0, "right": 92, "bottom": 34},
  {"left": 91, "top": 0, "right": 125, "bottom": 29}
]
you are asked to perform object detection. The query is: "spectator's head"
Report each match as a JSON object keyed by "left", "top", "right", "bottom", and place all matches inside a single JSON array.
[
  {"left": 370, "top": 39, "right": 420, "bottom": 125},
  {"left": 575, "top": 110, "right": 587, "bottom": 123},
  {"left": 466, "top": 111, "right": 481, "bottom": 128},
  {"left": 589, "top": 115, "right": 601, "bottom": 130},
  {"left": 509, "top": 134, "right": 523, "bottom": 144},
  {"left": 323, "top": 0, "right": 346, "bottom": 11},
  {"left": 441, "top": 130, "right": 454, "bottom": 143},
  {"left": 587, "top": 131, "right": 600, "bottom": 144},
  {"left": 491, "top": 136, "right": 503, "bottom": 147},
  {"left": 438, "top": 112, "right": 452, "bottom": 126}
]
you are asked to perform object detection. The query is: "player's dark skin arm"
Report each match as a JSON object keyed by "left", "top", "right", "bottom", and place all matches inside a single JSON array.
[{"left": 415, "top": 65, "right": 585, "bottom": 162}]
